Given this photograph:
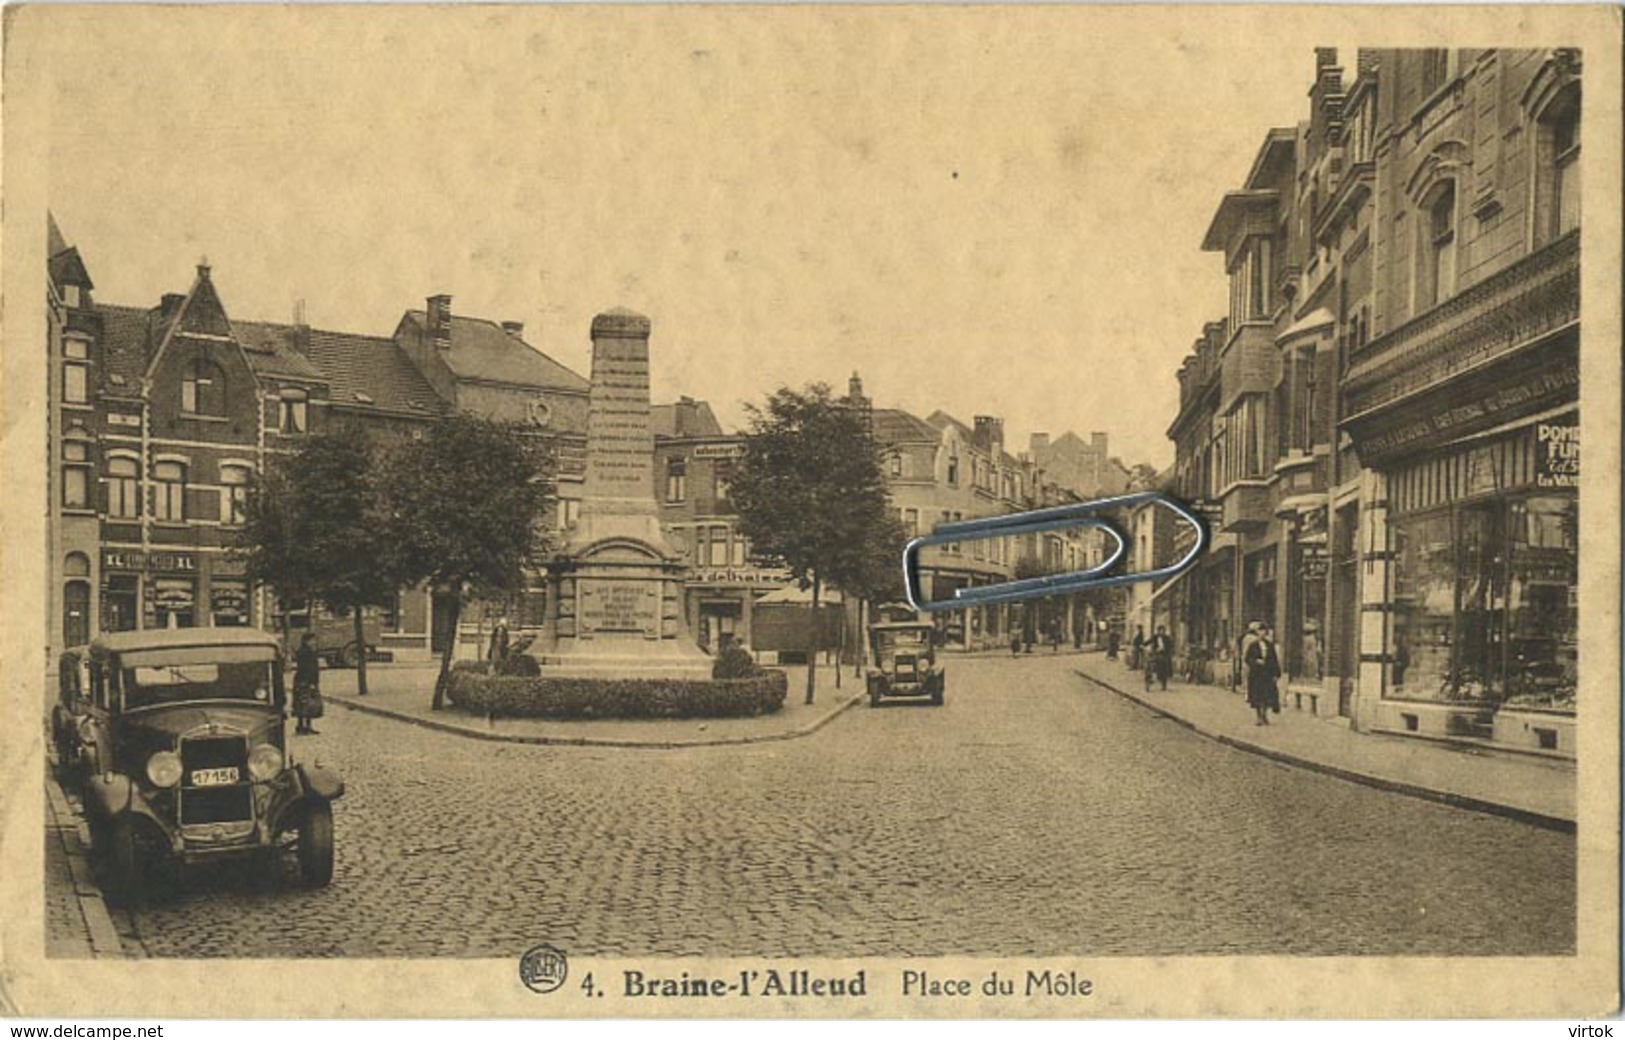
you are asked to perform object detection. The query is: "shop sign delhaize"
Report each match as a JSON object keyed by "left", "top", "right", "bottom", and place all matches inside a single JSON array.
[
  {"left": 1536, "top": 422, "right": 1579, "bottom": 488},
  {"left": 692, "top": 443, "right": 745, "bottom": 460}
]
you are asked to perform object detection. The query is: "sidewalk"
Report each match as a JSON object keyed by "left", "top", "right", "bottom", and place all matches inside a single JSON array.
[
  {"left": 1072, "top": 655, "right": 1577, "bottom": 832},
  {"left": 322, "top": 660, "right": 861, "bottom": 748}
]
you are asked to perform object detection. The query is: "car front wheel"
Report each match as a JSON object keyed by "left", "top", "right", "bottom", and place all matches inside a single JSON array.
[
  {"left": 99, "top": 816, "right": 146, "bottom": 907},
  {"left": 297, "top": 802, "right": 335, "bottom": 888}
]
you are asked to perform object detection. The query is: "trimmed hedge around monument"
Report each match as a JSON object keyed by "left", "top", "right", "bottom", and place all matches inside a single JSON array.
[{"left": 446, "top": 666, "right": 789, "bottom": 719}]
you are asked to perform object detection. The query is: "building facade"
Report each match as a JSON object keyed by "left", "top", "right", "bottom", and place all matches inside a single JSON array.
[
  {"left": 1339, "top": 48, "right": 1581, "bottom": 753},
  {"left": 651, "top": 397, "right": 794, "bottom": 653},
  {"left": 44, "top": 225, "right": 599, "bottom": 666},
  {"left": 1165, "top": 48, "right": 1581, "bottom": 755}
]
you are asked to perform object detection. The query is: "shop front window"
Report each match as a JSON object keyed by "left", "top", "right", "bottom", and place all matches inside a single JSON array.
[
  {"left": 1504, "top": 496, "right": 1578, "bottom": 711},
  {"left": 1391, "top": 510, "right": 1457, "bottom": 701},
  {"left": 1388, "top": 494, "right": 1576, "bottom": 712},
  {"left": 150, "top": 577, "right": 196, "bottom": 629},
  {"left": 210, "top": 580, "right": 251, "bottom": 627}
]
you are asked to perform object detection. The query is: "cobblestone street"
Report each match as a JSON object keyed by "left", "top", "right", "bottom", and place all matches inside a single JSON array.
[{"left": 77, "top": 654, "right": 1573, "bottom": 959}]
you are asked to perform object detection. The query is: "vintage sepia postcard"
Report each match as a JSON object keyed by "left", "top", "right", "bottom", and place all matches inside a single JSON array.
[{"left": 1, "top": 3, "right": 1619, "bottom": 1021}]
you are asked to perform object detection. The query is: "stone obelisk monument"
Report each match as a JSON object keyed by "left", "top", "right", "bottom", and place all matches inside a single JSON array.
[{"left": 535, "top": 309, "right": 711, "bottom": 679}]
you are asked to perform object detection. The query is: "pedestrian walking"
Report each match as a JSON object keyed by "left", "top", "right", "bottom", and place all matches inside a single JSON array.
[
  {"left": 1147, "top": 624, "right": 1174, "bottom": 691},
  {"left": 1010, "top": 631, "right": 1022, "bottom": 657},
  {"left": 293, "top": 632, "right": 324, "bottom": 735},
  {"left": 1244, "top": 624, "right": 1282, "bottom": 725},
  {"left": 1106, "top": 628, "right": 1120, "bottom": 660},
  {"left": 1130, "top": 625, "right": 1146, "bottom": 671},
  {"left": 1235, "top": 620, "right": 1262, "bottom": 692}
]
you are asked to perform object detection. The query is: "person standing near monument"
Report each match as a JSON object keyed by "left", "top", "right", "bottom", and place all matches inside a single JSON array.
[{"left": 488, "top": 616, "right": 511, "bottom": 665}]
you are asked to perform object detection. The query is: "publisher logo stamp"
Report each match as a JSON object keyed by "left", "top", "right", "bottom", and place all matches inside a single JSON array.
[{"left": 519, "top": 944, "right": 569, "bottom": 994}]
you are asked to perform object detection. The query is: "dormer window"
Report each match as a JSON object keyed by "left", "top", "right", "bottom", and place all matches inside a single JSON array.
[
  {"left": 181, "top": 357, "right": 226, "bottom": 416},
  {"left": 279, "top": 389, "right": 308, "bottom": 434}
]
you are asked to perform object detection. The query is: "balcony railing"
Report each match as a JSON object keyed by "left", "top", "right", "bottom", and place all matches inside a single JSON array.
[{"left": 1344, "top": 231, "right": 1579, "bottom": 418}]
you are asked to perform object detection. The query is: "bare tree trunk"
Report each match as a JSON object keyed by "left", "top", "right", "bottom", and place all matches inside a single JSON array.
[
  {"left": 433, "top": 595, "right": 461, "bottom": 711},
  {"left": 834, "top": 592, "right": 844, "bottom": 691},
  {"left": 853, "top": 597, "right": 865, "bottom": 678},
  {"left": 805, "top": 576, "right": 820, "bottom": 705},
  {"left": 353, "top": 604, "right": 369, "bottom": 696}
]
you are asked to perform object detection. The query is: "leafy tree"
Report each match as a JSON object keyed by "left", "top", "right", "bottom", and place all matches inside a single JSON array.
[
  {"left": 375, "top": 415, "right": 555, "bottom": 709},
  {"left": 236, "top": 431, "right": 397, "bottom": 696},
  {"left": 730, "top": 384, "right": 903, "bottom": 704}
]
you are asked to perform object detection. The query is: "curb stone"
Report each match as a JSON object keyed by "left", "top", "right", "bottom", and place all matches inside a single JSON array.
[
  {"left": 326, "top": 690, "right": 866, "bottom": 749},
  {"left": 1073, "top": 669, "right": 1576, "bottom": 835},
  {"left": 44, "top": 775, "right": 131, "bottom": 957}
]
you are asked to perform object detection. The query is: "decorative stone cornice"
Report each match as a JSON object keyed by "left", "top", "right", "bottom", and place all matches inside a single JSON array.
[{"left": 591, "top": 308, "right": 651, "bottom": 339}]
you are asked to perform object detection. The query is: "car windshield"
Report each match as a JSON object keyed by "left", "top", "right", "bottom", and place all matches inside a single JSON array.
[
  {"left": 881, "top": 629, "right": 928, "bottom": 649},
  {"left": 119, "top": 647, "right": 276, "bottom": 709}
]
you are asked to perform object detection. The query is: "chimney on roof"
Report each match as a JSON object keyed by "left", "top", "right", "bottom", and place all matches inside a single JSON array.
[
  {"left": 1091, "top": 431, "right": 1108, "bottom": 456},
  {"left": 501, "top": 320, "right": 524, "bottom": 338},
  {"left": 427, "top": 294, "right": 453, "bottom": 351},
  {"left": 973, "top": 415, "right": 1004, "bottom": 456},
  {"left": 159, "top": 293, "right": 186, "bottom": 321},
  {"left": 197, "top": 257, "right": 211, "bottom": 280},
  {"left": 674, "top": 396, "right": 699, "bottom": 437},
  {"left": 1030, "top": 432, "right": 1050, "bottom": 456},
  {"left": 291, "top": 299, "right": 311, "bottom": 355}
]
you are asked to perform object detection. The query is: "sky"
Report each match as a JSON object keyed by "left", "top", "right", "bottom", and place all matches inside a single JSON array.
[{"left": 38, "top": 7, "right": 1331, "bottom": 469}]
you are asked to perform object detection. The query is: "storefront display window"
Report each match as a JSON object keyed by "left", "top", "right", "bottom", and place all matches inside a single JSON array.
[
  {"left": 1388, "top": 494, "right": 1576, "bottom": 712},
  {"left": 1391, "top": 510, "right": 1455, "bottom": 700},
  {"left": 210, "top": 580, "right": 251, "bottom": 627},
  {"left": 1504, "top": 496, "right": 1578, "bottom": 711}
]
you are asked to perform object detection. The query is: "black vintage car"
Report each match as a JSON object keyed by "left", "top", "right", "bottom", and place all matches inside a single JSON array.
[
  {"left": 865, "top": 620, "right": 945, "bottom": 707},
  {"left": 53, "top": 628, "right": 343, "bottom": 902}
]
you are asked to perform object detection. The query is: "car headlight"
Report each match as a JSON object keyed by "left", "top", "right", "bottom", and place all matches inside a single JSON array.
[
  {"left": 146, "top": 750, "right": 183, "bottom": 788},
  {"left": 247, "top": 743, "right": 284, "bottom": 782}
]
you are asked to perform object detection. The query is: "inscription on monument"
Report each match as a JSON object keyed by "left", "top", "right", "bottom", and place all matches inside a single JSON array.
[
  {"left": 579, "top": 579, "right": 660, "bottom": 636},
  {"left": 587, "top": 338, "right": 654, "bottom": 494}
]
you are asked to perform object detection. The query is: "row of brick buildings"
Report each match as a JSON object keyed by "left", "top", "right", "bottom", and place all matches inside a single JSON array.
[
  {"left": 45, "top": 219, "right": 1132, "bottom": 667},
  {"left": 1143, "top": 48, "right": 1580, "bottom": 757}
]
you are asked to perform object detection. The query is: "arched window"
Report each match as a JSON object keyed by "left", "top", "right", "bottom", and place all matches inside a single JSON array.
[
  {"left": 1523, "top": 52, "right": 1581, "bottom": 249},
  {"left": 1418, "top": 182, "right": 1457, "bottom": 311},
  {"left": 1538, "top": 85, "right": 1580, "bottom": 244},
  {"left": 181, "top": 356, "right": 226, "bottom": 416}
]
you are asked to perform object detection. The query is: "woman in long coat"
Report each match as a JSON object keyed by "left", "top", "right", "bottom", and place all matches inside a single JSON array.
[
  {"left": 293, "top": 632, "right": 324, "bottom": 735},
  {"left": 1244, "top": 626, "right": 1282, "bottom": 725}
]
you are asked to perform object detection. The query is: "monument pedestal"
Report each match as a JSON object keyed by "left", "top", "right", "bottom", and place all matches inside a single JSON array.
[
  {"left": 535, "top": 539, "right": 712, "bottom": 680},
  {"left": 533, "top": 308, "right": 712, "bottom": 681}
]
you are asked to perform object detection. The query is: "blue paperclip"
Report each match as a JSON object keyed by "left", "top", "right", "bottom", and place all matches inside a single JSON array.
[{"left": 902, "top": 491, "right": 1208, "bottom": 613}]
